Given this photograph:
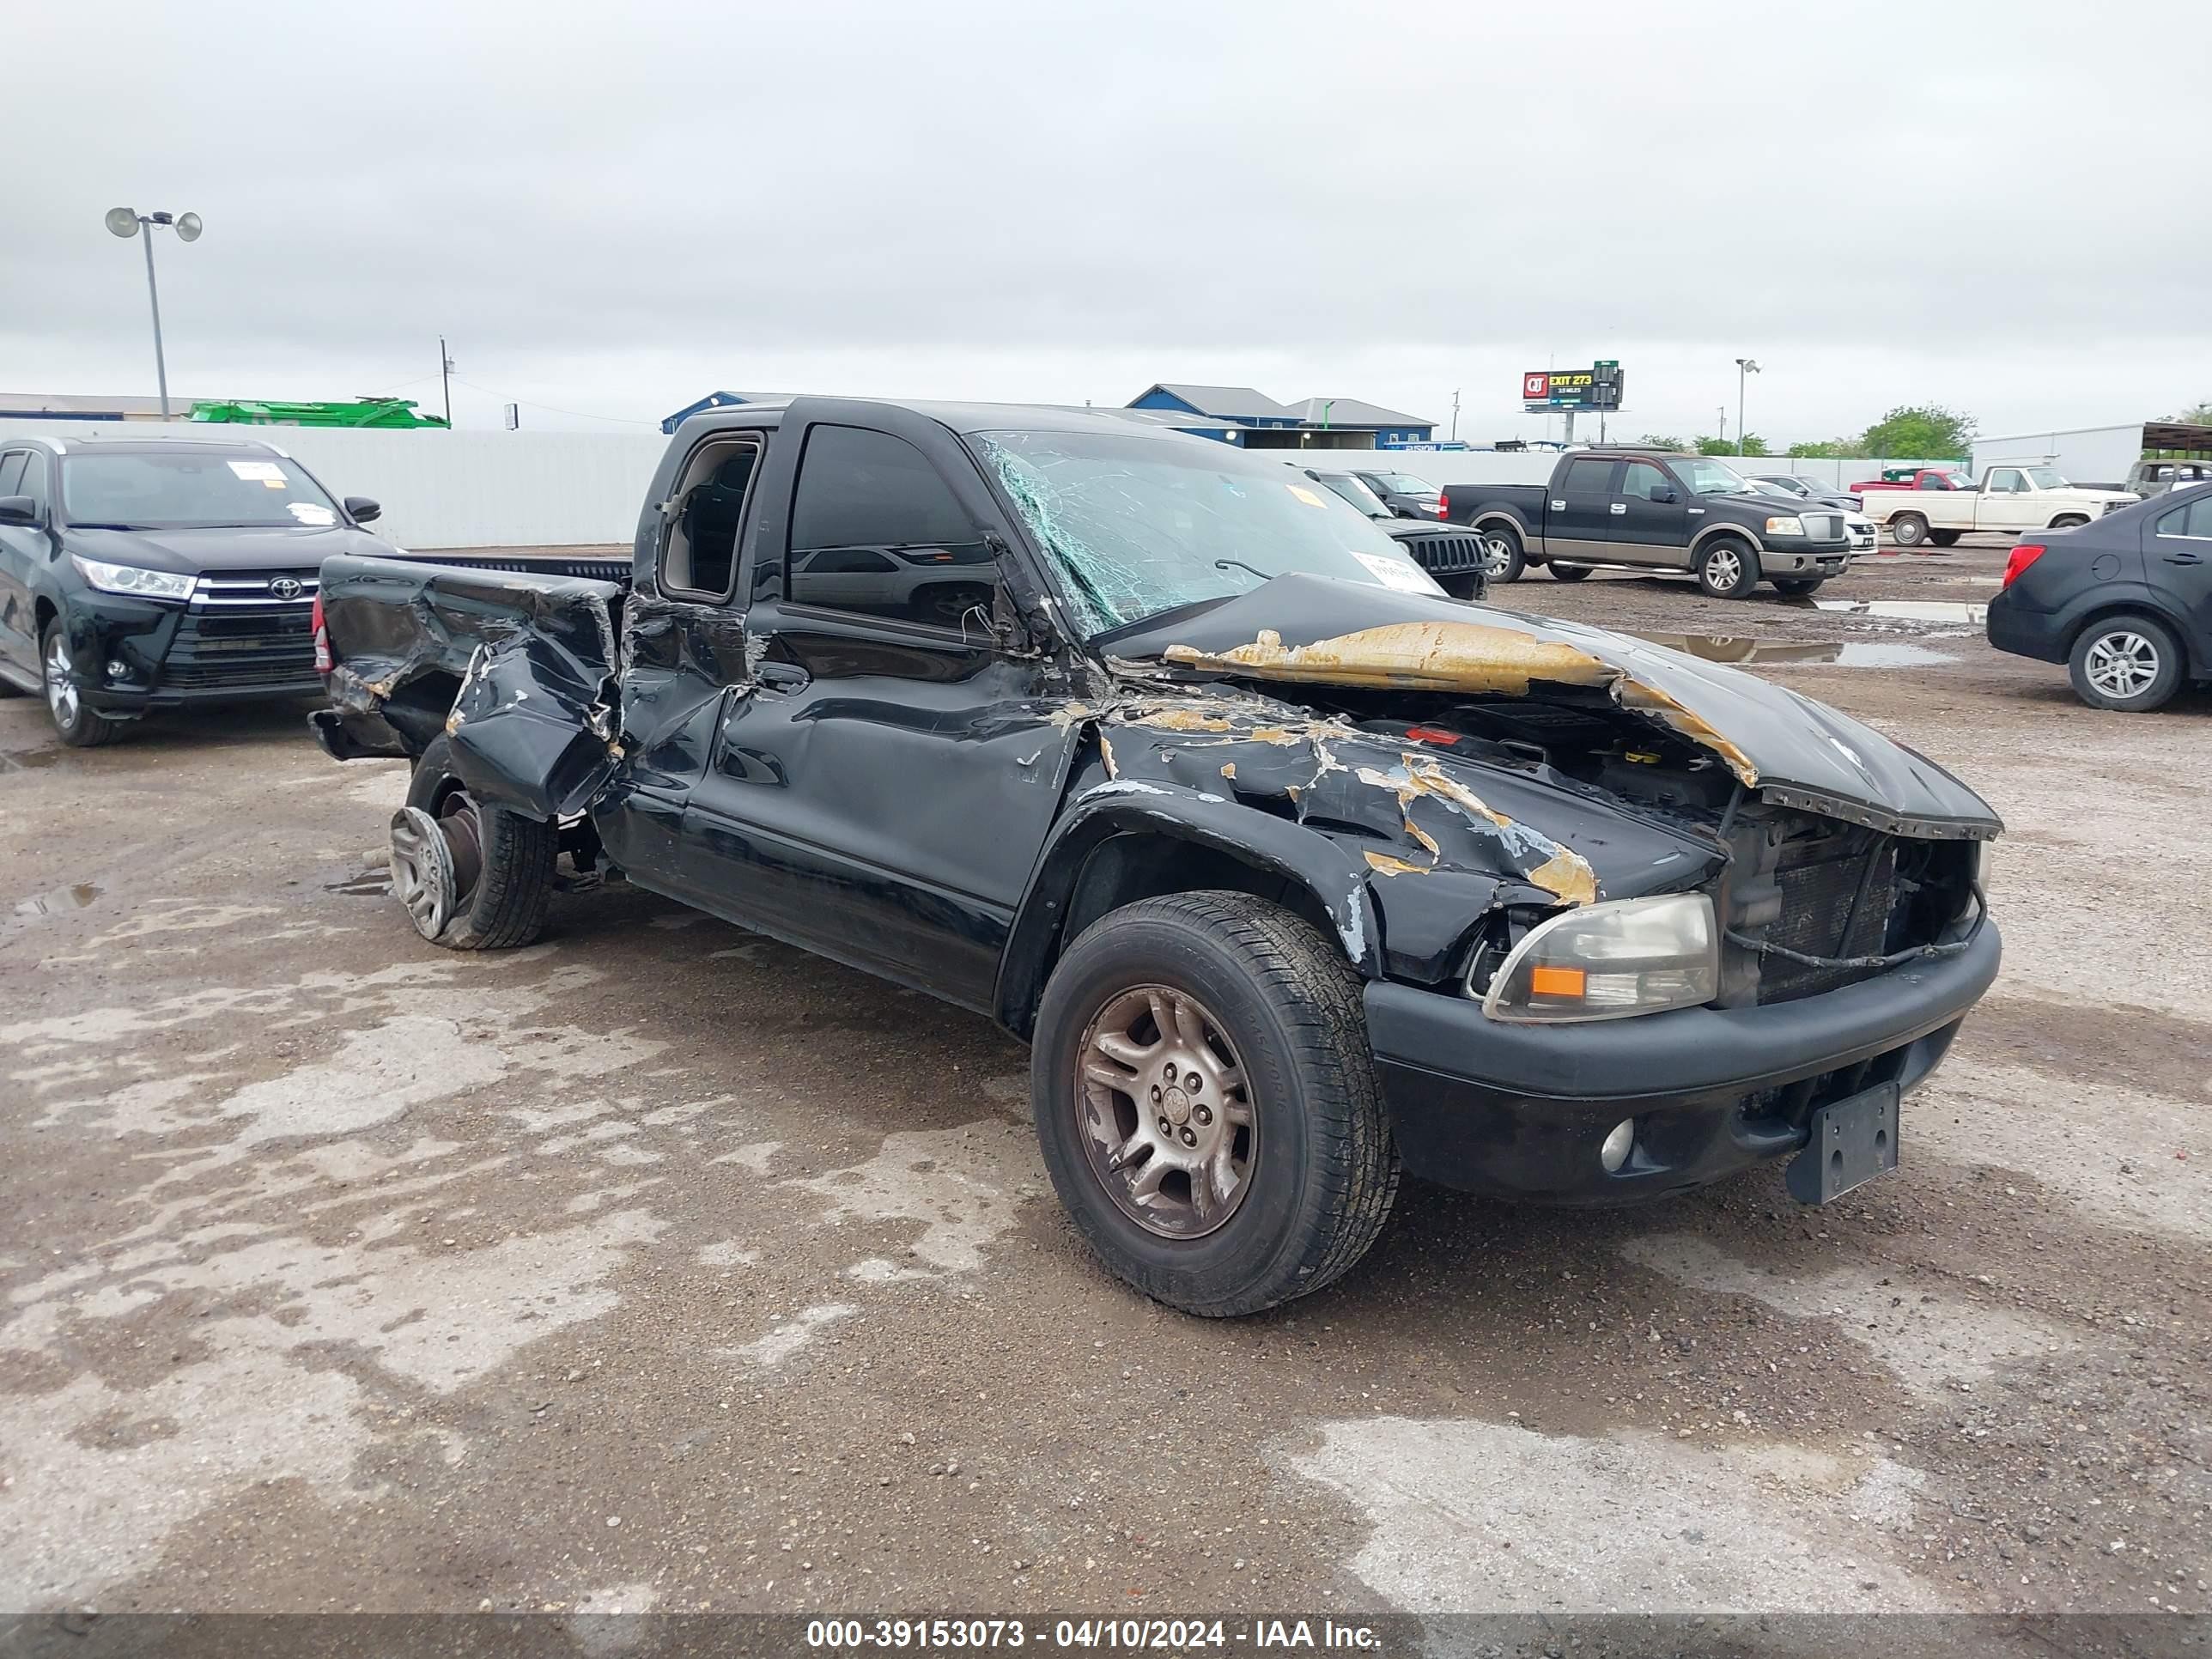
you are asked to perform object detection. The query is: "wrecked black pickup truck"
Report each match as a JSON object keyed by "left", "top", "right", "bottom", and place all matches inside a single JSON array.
[{"left": 311, "top": 398, "right": 2002, "bottom": 1317}]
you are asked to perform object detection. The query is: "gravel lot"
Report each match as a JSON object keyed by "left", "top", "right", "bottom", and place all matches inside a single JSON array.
[{"left": 3, "top": 537, "right": 2206, "bottom": 1632}]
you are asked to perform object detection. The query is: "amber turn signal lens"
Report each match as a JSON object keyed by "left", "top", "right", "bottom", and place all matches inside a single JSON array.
[{"left": 1528, "top": 965, "right": 1587, "bottom": 998}]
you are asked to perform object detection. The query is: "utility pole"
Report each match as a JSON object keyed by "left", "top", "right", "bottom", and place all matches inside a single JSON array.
[
  {"left": 1717, "top": 406, "right": 1728, "bottom": 451},
  {"left": 1449, "top": 388, "right": 1460, "bottom": 443},
  {"left": 440, "top": 337, "right": 454, "bottom": 428}
]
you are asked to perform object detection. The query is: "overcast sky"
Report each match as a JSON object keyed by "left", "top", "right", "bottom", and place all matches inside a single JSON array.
[{"left": 6, "top": 0, "right": 2206, "bottom": 445}]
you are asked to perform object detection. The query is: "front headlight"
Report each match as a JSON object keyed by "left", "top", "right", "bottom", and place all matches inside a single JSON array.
[
  {"left": 71, "top": 556, "right": 195, "bottom": 602},
  {"left": 1764, "top": 515, "right": 1807, "bottom": 537},
  {"left": 1479, "top": 893, "right": 1717, "bottom": 1023}
]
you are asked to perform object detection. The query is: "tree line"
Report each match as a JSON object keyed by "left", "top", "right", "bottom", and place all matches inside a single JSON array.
[{"left": 1637, "top": 404, "right": 1978, "bottom": 461}]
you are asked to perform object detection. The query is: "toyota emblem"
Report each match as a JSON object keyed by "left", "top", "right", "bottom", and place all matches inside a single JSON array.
[{"left": 268, "top": 577, "right": 304, "bottom": 601}]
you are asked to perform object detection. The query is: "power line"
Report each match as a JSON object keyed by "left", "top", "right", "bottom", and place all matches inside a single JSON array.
[{"left": 449, "top": 376, "right": 659, "bottom": 427}]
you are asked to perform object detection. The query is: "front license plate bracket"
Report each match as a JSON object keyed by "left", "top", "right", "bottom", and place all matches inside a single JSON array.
[{"left": 1787, "top": 1082, "right": 1900, "bottom": 1205}]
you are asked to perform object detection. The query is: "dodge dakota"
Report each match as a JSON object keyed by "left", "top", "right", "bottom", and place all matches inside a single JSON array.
[{"left": 311, "top": 398, "right": 2002, "bottom": 1316}]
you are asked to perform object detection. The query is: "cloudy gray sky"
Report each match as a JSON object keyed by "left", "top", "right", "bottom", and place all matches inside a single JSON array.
[{"left": 7, "top": 0, "right": 2206, "bottom": 445}]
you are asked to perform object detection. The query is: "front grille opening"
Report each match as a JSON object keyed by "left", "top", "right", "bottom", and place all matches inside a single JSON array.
[{"left": 1758, "top": 836, "right": 1897, "bottom": 1004}]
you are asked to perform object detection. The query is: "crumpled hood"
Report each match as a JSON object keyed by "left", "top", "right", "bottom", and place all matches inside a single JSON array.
[
  {"left": 1112, "top": 574, "right": 2001, "bottom": 839},
  {"left": 64, "top": 523, "right": 399, "bottom": 574}
]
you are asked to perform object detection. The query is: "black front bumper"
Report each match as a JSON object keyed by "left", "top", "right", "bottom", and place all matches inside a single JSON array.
[
  {"left": 1364, "top": 921, "right": 2001, "bottom": 1204},
  {"left": 65, "top": 594, "right": 321, "bottom": 716}
]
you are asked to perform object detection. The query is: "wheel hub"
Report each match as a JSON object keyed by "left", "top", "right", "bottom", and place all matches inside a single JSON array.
[{"left": 1076, "top": 985, "right": 1256, "bottom": 1239}]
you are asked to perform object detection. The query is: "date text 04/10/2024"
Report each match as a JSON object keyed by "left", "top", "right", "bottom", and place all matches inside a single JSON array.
[{"left": 802, "top": 1619, "right": 1385, "bottom": 1650}]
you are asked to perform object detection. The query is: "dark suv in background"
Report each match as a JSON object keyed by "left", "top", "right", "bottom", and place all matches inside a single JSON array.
[{"left": 0, "top": 435, "right": 400, "bottom": 745}]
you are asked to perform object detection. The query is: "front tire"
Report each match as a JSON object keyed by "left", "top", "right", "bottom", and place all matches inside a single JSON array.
[
  {"left": 394, "top": 734, "right": 558, "bottom": 948},
  {"left": 2049, "top": 514, "right": 2089, "bottom": 531},
  {"left": 2068, "top": 615, "right": 2185, "bottom": 712},
  {"left": 1475, "top": 523, "right": 1526, "bottom": 584},
  {"left": 1695, "top": 537, "right": 1760, "bottom": 599},
  {"left": 1547, "top": 562, "right": 1591, "bottom": 582},
  {"left": 40, "top": 623, "right": 124, "bottom": 748},
  {"left": 1928, "top": 529, "right": 1962, "bottom": 547},
  {"left": 1030, "top": 891, "right": 1400, "bottom": 1317},
  {"left": 1889, "top": 513, "right": 1930, "bottom": 548},
  {"left": 1772, "top": 577, "right": 1825, "bottom": 596}
]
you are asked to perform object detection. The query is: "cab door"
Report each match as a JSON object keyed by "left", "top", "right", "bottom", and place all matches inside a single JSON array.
[
  {"left": 1611, "top": 458, "right": 1691, "bottom": 568},
  {"left": 0, "top": 449, "right": 38, "bottom": 682},
  {"left": 1977, "top": 468, "right": 2039, "bottom": 532},
  {"left": 590, "top": 428, "right": 769, "bottom": 904},
  {"left": 1547, "top": 456, "right": 1620, "bottom": 562},
  {"left": 677, "top": 416, "right": 1076, "bottom": 1012}
]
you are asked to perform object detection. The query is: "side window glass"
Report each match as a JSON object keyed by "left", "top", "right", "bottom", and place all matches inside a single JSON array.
[
  {"left": 787, "top": 426, "right": 997, "bottom": 629},
  {"left": 0, "top": 454, "right": 25, "bottom": 497},
  {"left": 1561, "top": 459, "right": 1614, "bottom": 497},
  {"left": 662, "top": 439, "right": 759, "bottom": 599},
  {"left": 1619, "top": 462, "right": 1668, "bottom": 501},
  {"left": 2163, "top": 499, "right": 2212, "bottom": 538},
  {"left": 1984, "top": 469, "right": 2020, "bottom": 495},
  {"left": 1917, "top": 474, "right": 1942, "bottom": 490}
]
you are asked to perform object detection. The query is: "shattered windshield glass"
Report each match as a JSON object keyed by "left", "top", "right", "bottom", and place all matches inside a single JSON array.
[{"left": 972, "top": 429, "right": 1437, "bottom": 636}]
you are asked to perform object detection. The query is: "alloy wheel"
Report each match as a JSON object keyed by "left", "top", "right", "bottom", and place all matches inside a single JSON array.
[
  {"left": 1480, "top": 534, "right": 1516, "bottom": 576},
  {"left": 1075, "top": 984, "right": 1256, "bottom": 1239},
  {"left": 44, "top": 634, "right": 79, "bottom": 727},
  {"left": 2084, "top": 631, "right": 2160, "bottom": 700},
  {"left": 1704, "top": 547, "right": 1742, "bottom": 591}
]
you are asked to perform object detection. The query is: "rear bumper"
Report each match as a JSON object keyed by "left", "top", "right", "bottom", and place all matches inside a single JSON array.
[
  {"left": 1984, "top": 588, "right": 2069, "bottom": 664},
  {"left": 1363, "top": 921, "right": 2001, "bottom": 1204}
]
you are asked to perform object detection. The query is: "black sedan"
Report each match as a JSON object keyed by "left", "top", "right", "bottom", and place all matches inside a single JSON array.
[
  {"left": 1985, "top": 482, "right": 2212, "bottom": 711},
  {"left": 0, "top": 435, "right": 399, "bottom": 745}
]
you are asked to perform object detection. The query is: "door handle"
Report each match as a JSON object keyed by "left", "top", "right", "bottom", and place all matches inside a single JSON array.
[
  {"left": 1608, "top": 502, "right": 1627, "bottom": 515},
  {"left": 754, "top": 660, "right": 811, "bottom": 692},
  {"left": 2164, "top": 551, "right": 2203, "bottom": 565}
]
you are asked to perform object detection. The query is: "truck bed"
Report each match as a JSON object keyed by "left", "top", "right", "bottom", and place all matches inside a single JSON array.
[{"left": 311, "top": 553, "right": 627, "bottom": 818}]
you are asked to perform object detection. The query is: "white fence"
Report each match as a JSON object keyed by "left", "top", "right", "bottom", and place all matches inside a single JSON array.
[
  {"left": 0, "top": 416, "right": 1960, "bottom": 546},
  {"left": 1389, "top": 451, "right": 1955, "bottom": 491},
  {"left": 0, "top": 420, "right": 665, "bottom": 549}
]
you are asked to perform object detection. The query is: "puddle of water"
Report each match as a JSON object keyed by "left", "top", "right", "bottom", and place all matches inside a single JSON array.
[
  {"left": 1832, "top": 641, "right": 1955, "bottom": 666},
  {"left": 325, "top": 871, "right": 392, "bottom": 897},
  {"left": 1814, "top": 599, "right": 1988, "bottom": 624},
  {"left": 14, "top": 882, "right": 104, "bottom": 918},
  {"left": 1634, "top": 634, "right": 1956, "bottom": 668}
]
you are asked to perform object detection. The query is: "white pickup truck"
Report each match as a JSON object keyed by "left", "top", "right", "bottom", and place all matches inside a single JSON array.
[{"left": 1861, "top": 464, "right": 2135, "bottom": 548}]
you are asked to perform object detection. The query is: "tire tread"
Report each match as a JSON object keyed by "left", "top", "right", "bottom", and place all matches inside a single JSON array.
[{"left": 1035, "top": 890, "right": 1400, "bottom": 1316}]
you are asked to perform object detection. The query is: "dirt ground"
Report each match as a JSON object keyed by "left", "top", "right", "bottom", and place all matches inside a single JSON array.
[{"left": 2, "top": 536, "right": 2206, "bottom": 1637}]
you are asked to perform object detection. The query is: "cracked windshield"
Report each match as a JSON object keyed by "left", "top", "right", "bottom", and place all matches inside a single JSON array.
[{"left": 974, "top": 429, "right": 1437, "bottom": 636}]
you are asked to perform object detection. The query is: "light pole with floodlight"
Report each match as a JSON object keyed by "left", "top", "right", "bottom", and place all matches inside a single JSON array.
[
  {"left": 105, "top": 208, "right": 203, "bottom": 419},
  {"left": 1734, "top": 356, "right": 1760, "bottom": 457}
]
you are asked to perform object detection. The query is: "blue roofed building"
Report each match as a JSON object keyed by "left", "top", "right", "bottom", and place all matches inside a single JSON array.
[{"left": 1126, "top": 384, "right": 1433, "bottom": 449}]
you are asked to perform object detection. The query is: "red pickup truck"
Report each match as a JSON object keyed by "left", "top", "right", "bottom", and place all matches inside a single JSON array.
[{"left": 1851, "top": 467, "right": 1975, "bottom": 493}]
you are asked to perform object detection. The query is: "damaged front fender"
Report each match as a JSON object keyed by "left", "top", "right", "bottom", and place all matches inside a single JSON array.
[
  {"left": 995, "top": 777, "right": 1386, "bottom": 1036},
  {"left": 315, "top": 555, "right": 626, "bottom": 817}
]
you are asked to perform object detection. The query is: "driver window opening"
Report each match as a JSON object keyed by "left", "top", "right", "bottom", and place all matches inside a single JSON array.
[{"left": 663, "top": 438, "right": 760, "bottom": 599}]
